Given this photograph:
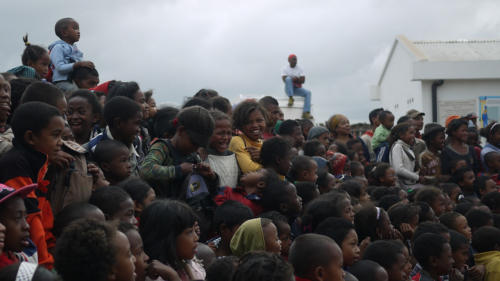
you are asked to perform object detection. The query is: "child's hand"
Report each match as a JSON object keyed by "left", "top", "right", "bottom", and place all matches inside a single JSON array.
[
  {"left": 180, "top": 162, "right": 194, "bottom": 174},
  {"left": 449, "top": 268, "right": 464, "bottom": 281},
  {"left": 194, "top": 163, "right": 215, "bottom": 179},
  {"left": 399, "top": 223, "right": 415, "bottom": 240},
  {"left": 467, "top": 265, "right": 485, "bottom": 281},
  {"left": 74, "top": 61, "right": 95, "bottom": 69},
  {"left": 49, "top": 150, "right": 75, "bottom": 170},
  {"left": 246, "top": 147, "right": 260, "bottom": 163},
  {"left": 359, "top": 237, "right": 370, "bottom": 257},
  {"left": 87, "top": 163, "right": 109, "bottom": 190},
  {"left": 147, "top": 260, "right": 181, "bottom": 281}
]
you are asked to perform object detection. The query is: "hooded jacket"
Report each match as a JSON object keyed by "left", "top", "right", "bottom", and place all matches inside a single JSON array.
[{"left": 474, "top": 251, "right": 500, "bottom": 281}]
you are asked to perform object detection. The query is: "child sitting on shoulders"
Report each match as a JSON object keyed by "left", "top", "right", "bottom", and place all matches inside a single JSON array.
[
  {"left": 289, "top": 233, "right": 345, "bottom": 281},
  {"left": 229, "top": 100, "right": 267, "bottom": 174},
  {"left": 372, "top": 110, "right": 394, "bottom": 152},
  {"left": 140, "top": 106, "right": 218, "bottom": 198},
  {"left": 205, "top": 110, "right": 239, "bottom": 188},
  {"left": 7, "top": 35, "right": 50, "bottom": 79},
  {"left": 49, "top": 17, "right": 94, "bottom": 92},
  {"left": 94, "top": 140, "right": 132, "bottom": 185}
]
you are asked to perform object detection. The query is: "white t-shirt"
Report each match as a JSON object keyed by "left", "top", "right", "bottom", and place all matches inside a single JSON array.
[{"left": 282, "top": 65, "right": 304, "bottom": 78}]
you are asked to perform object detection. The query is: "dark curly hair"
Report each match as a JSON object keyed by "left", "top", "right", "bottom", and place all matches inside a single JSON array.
[
  {"left": 54, "top": 218, "right": 117, "bottom": 281},
  {"left": 232, "top": 100, "right": 267, "bottom": 131},
  {"left": 233, "top": 251, "right": 293, "bottom": 281}
]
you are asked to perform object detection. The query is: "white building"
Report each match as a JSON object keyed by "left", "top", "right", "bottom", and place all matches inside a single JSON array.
[{"left": 371, "top": 35, "right": 500, "bottom": 126}]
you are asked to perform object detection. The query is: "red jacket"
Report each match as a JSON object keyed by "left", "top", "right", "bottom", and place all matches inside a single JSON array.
[
  {"left": 214, "top": 186, "right": 262, "bottom": 216},
  {"left": 0, "top": 142, "right": 54, "bottom": 269}
]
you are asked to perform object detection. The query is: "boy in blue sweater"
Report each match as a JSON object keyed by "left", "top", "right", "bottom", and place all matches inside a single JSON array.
[{"left": 48, "top": 18, "right": 94, "bottom": 92}]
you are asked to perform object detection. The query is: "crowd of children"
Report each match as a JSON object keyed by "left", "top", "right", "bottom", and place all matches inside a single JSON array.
[{"left": 1, "top": 16, "right": 500, "bottom": 281}]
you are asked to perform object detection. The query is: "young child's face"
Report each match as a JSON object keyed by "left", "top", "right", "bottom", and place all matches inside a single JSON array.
[
  {"left": 431, "top": 131, "right": 446, "bottom": 150},
  {"left": 315, "top": 144, "right": 327, "bottom": 159},
  {"left": 75, "top": 75, "right": 99, "bottom": 89},
  {"left": 277, "top": 150, "right": 293, "bottom": 176},
  {"left": 176, "top": 225, "right": 199, "bottom": 260},
  {"left": 449, "top": 186, "right": 462, "bottom": 204},
  {"left": 380, "top": 168, "right": 396, "bottom": 187},
  {"left": 209, "top": 119, "right": 232, "bottom": 154},
  {"left": 138, "top": 188, "right": 156, "bottom": 212},
  {"left": 0, "top": 197, "right": 30, "bottom": 252},
  {"left": 112, "top": 231, "right": 136, "bottom": 281},
  {"left": 29, "top": 52, "right": 50, "bottom": 78},
  {"left": 301, "top": 160, "right": 318, "bottom": 183},
  {"left": 106, "top": 147, "right": 132, "bottom": 182},
  {"left": 322, "top": 242, "right": 345, "bottom": 281},
  {"left": 262, "top": 222, "right": 281, "bottom": 255},
  {"left": 377, "top": 210, "right": 395, "bottom": 240},
  {"left": 340, "top": 229, "right": 360, "bottom": 267},
  {"left": 481, "top": 179, "right": 498, "bottom": 197},
  {"left": 381, "top": 114, "right": 395, "bottom": 130},
  {"left": 434, "top": 243, "right": 454, "bottom": 276},
  {"left": 112, "top": 198, "right": 137, "bottom": 225},
  {"left": 276, "top": 221, "right": 292, "bottom": 257},
  {"left": 125, "top": 229, "right": 149, "bottom": 281},
  {"left": 133, "top": 91, "right": 148, "bottom": 120},
  {"left": 241, "top": 109, "right": 266, "bottom": 141},
  {"left": 63, "top": 20, "right": 80, "bottom": 43},
  {"left": 401, "top": 245, "right": 413, "bottom": 281},
  {"left": 400, "top": 126, "right": 416, "bottom": 146},
  {"left": 284, "top": 183, "right": 302, "bottom": 217},
  {"left": 30, "top": 115, "right": 65, "bottom": 158},
  {"left": 319, "top": 173, "right": 337, "bottom": 194},
  {"left": 62, "top": 126, "right": 75, "bottom": 142},
  {"left": 386, "top": 253, "right": 407, "bottom": 281},
  {"left": 339, "top": 197, "right": 355, "bottom": 223},
  {"left": 317, "top": 132, "right": 330, "bottom": 148},
  {"left": 117, "top": 112, "right": 142, "bottom": 146},
  {"left": 431, "top": 194, "right": 446, "bottom": 217},
  {"left": 460, "top": 171, "right": 475, "bottom": 190},
  {"left": 455, "top": 215, "right": 472, "bottom": 241},
  {"left": 452, "top": 244, "right": 469, "bottom": 270}
]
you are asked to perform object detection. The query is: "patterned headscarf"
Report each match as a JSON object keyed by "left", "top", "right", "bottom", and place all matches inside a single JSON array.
[{"left": 327, "top": 114, "right": 346, "bottom": 134}]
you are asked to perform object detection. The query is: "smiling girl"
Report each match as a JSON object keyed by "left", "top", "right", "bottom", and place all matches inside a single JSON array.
[{"left": 229, "top": 100, "right": 267, "bottom": 174}]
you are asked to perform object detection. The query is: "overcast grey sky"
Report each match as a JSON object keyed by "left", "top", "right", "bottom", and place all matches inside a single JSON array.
[{"left": 2, "top": 0, "right": 500, "bottom": 123}]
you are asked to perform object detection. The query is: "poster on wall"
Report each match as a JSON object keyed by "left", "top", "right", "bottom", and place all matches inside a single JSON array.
[
  {"left": 479, "top": 96, "right": 500, "bottom": 128},
  {"left": 438, "top": 99, "right": 476, "bottom": 125}
]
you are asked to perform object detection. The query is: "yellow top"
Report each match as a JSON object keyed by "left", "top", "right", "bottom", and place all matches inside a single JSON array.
[{"left": 229, "top": 135, "right": 262, "bottom": 174}]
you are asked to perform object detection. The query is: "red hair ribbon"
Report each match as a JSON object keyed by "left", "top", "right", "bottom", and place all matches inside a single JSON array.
[{"left": 172, "top": 118, "right": 178, "bottom": 127}]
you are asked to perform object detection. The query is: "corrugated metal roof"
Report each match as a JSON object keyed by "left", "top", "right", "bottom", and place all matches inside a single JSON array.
[{"left": 411, "top": 39, "right": 500, "bottom": 61}]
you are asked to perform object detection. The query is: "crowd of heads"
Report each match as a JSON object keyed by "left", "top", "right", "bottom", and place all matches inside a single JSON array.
[{"left": 0, "top": 16, "right": 500, "bottom": 281}]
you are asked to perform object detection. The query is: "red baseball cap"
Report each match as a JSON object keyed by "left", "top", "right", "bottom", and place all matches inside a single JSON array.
[{"left": 0, "top": 183, "right": 37, "bottom": 204}]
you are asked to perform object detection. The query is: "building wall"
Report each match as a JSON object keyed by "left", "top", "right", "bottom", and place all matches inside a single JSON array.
[
  {"left": 421, "top": 79, "right": 500, "bottom": 125},
  {"left": 379, "top": 43, "right": 423, "bottom": 119}
]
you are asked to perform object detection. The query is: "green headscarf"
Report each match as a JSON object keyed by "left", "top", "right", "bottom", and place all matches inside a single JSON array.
[{"left": 230, "top": 218, "right": 265, "bottom": 257}]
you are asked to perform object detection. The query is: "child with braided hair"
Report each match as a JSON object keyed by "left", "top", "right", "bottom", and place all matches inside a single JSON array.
[{"left": 7, "top": 35, "right": 50, "bottom": 79}]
